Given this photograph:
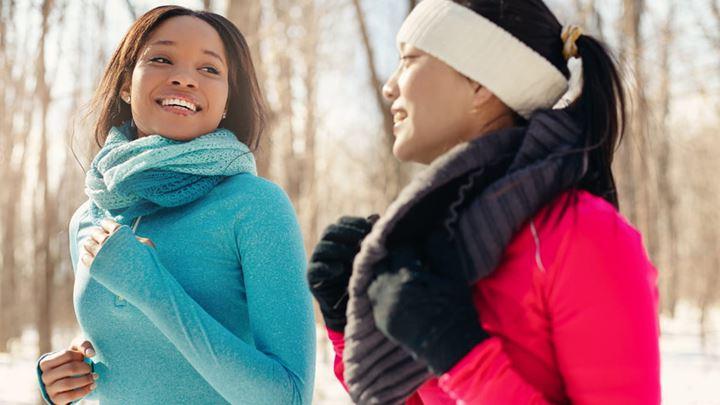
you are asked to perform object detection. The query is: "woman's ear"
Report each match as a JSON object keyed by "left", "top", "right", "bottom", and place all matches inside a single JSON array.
[
  {"left": 119, "top": 80, "right": 131, "bottom": 104},
  {"left": 119, "top": 90, "right": 131, "bottom": 104},
  {"left": 470, "top": 84, "right": 494, "bottom": 114}
]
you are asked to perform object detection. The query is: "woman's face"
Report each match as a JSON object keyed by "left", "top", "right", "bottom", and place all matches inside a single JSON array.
[
  {"left": 383, "top": 44, "right": 479, "bottom": 164},
  {"left": 121, "top": 16, "right": 229, "bottom": 141}
]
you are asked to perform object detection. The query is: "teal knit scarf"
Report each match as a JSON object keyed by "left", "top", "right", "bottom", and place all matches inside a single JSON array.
[{"left": 85, "top": 122, "right": 257, "bottom": 225}]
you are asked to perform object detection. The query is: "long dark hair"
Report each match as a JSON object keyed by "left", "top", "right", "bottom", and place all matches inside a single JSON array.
[
  {"left": 88, "top": 5, "right": 266, "bottom": 150},
  {"left": 453, "top": 0, "right": 627, "bottom": 207}
]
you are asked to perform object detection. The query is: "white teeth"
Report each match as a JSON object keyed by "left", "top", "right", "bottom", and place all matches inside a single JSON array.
[
  {"left": 393, "top": 112, "right": 407, "bottom": 124},
  {"left": 161, "top": 98, "right": 197, "bottom": 112}
]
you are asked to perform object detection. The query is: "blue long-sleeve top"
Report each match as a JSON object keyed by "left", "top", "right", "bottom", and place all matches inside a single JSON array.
[{"left": 43, "top": 173, "right": 315, "bottom": 404}]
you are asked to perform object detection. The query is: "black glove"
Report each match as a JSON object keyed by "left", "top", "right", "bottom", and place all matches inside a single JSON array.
[
  {"left": 367, "top": 229, "right": 488, "bottom": 375},
  {"left": 308, "top": 215, "right": 379, "bottom": 332}
]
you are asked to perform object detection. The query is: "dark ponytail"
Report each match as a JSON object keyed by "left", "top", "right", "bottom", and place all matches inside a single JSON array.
[
  {"left": 569, "top": 35, "right": 626, "bottom": 208},
  {"left": 453, "top": 0, "right": 627, "bottom": 207}
]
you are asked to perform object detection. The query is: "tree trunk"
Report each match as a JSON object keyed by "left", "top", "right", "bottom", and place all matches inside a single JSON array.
[
  {"left": 351, "top": 0, "right": 404, "bottom": 205},
  {"left": 301, "top": 0, "right": 320, "bottom": 251},
  {"left": 656, "top": 2, "right": 680, "bottom": 317},
  {"left": 617, "top": 0, "right": 658, "bottom": 265},
  {"left": 35, "top": 0, "right": 54, "bottom": 356},
  {"left": 0, "top": 0, "right": 16, "bottom": 352},
  {"left": 271, "top": 0, "right": 300, "bottom": 202},
  {"left": 698, "top": 229, "right": 720, "bottom": 350},
  {"left": 225, "top": 1, "right": 273, "bottom": 178},
  {"left": 0, "top": 0, "right": 33, "bottom": 347}
]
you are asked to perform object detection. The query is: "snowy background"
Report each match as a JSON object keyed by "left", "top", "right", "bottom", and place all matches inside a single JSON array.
[
  {"left": 1, "top": 0, "right": 719, "bottom": 403},
  {"left": 1, "top": 303, "right": 718, "bottom": 405}
]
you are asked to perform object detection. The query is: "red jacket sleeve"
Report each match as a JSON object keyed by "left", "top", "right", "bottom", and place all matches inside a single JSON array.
[
  {"left": 326, "top": 328, "right": 426, "bottom": 404},
  {"left": 438, "top": 337, "right": 554, "bottom": 404},
  {"left": 439, "top": 209, "right": 660, "bottom": 404},
  {"left": 326, "top": 328, "right": 349, "bottom": 392},
  {"left": 546, "top": 211, "right": 660, "bottom": 404}
]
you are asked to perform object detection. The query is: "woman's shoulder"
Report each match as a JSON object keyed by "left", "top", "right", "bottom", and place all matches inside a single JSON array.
[
  {"left": 218, "top": 175, "right": 304, "bottom": 252},
  {"left": 528, "top": 190, "right": 656, "bottom": 289},
  {"left": 536, "top": 190, "right": 640, "bottom": 242},
  {"left": 526, "top": 190, "right": 649, "bottom": 271},
  {"left": 214, "top": 174, "right": 299, "bottom": 228},
  {"left": 214, "top": 173, "right": 291, "bottom": 206}
]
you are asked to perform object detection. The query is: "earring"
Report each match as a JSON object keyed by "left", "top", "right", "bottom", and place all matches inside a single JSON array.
[
  {"left": 222, "top": 111, "right": 227, "bottom": 119},
  {"left": 124, "top": 95, "right": 131, "bottom": 104}
]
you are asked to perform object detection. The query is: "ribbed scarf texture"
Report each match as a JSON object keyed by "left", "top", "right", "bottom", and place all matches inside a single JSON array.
[
  {"left": 344, "top": 110, "right": 589, "bottom": 404},
  {"left": 85, "top": 122, "right": 256, "bottom": 225}
]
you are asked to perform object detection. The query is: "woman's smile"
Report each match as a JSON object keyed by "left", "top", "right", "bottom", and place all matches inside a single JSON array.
[
  {"left": 156, "top": 93, "right": 203, "bottom": 117},
  {"left": 392, "top": 108, "right": 408, "bottom": 131}
]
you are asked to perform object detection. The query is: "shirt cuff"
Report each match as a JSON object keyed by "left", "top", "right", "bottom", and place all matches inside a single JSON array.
[{"left": 36, "top": 352, "right": 55, "bottom": 404}]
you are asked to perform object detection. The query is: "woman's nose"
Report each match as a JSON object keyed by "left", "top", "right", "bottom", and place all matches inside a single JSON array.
[
  {"left": 382, "top": 72, "right": 399, "bottom": 102},
  {"left": 168, "top": 68, "right": 198, "bottom": 88}
]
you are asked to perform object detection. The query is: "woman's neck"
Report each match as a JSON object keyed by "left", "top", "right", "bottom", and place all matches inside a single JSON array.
[{"left": 463, "top": 109, "right": 516, "bottom": 144}]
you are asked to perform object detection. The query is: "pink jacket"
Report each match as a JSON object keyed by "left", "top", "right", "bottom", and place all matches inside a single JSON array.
[{"left": 327, "top": 191, "right": 660, "bottom": 404}]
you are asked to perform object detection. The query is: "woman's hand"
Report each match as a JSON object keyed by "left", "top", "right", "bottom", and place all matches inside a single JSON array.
[
  {"left": 38, "top": 338, "right": 98, "bottom": 404},
  {"left": 367, "top": 230, "right": 488, "bottom": 375},
  {"left": 81, "top": 219, "right": 155, "bottom": 267},
  {"left": 308, "top": 215, "right": 378, "bottom": 332}
]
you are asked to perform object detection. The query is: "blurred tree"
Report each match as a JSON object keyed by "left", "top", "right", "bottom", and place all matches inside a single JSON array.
[
  {"left": 351, "top": 0, "right": 407, "bottom": 205},
  {"left": 35, "top": 0, "right": 55, "bottom": 356},
  {"left": 225, "top": 0, "right": 273, "bottom": 177},
  {"left": 655, "top": 1, "right": 680, "bottom": 317},
  {"left": 0, "top": 0, "right": 26, "bottom": 352}
]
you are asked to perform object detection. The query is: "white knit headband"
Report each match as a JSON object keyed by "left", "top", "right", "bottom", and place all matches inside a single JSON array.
[{"left": 397, "top": 0, "right": 569, "bottom": 118}]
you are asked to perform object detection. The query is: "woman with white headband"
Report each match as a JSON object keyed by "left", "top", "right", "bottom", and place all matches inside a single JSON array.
[{"left": 308, "top": 0, "right": 660, "bottom": 404}]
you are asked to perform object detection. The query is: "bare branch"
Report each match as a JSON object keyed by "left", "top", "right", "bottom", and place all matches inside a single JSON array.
[
  {"left": 710, "top": 0, "right": 720, "bottom": 28},
  {"left": 350, "top": 0, "right": 392, "bottom": 137},
  {"left": 124, "top": 0, "right": 137, "bottom": 20},
  {"left": 350, "top": 0, "right": 406, "bottom": 202}
]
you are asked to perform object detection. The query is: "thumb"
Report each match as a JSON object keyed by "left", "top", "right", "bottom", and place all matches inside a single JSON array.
[
  {"left": 69, "top": 339, "right": 95, "bottom": 358},
  {"left": 366, "top": 214, "right": 380, "bottom": 226},
  {"left": 136, "top": 236, "right": 156, "bottom": 248}
]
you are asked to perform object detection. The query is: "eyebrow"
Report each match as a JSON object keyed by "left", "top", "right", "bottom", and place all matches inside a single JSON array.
[{"left": 149, "top": 40, "right": 225, "bottom": 65}]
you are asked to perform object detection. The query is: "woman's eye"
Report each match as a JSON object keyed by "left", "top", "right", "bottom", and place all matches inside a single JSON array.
[
  {"left": 149, "top": 57, "right": 171, "bottom": 64},
  {"left": 201, "top": 66, "right": 220, "bottom": 75},
  {"left": 400, "top": 55, "right": 418, "bottom": 66}
]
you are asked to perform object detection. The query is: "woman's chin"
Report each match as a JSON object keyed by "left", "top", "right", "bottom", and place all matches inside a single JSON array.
[
  {"left": 392, "top": 143, "right": 425, "bottom": 164},
  {"left": 160, "top": 133, "right": 204, "bottom": 141},
  {"left": 142, "top": 126, "right": 211, "bottom": 142},
  {"left": 392, "top": 141, "right": 411, "bottom": 162}
]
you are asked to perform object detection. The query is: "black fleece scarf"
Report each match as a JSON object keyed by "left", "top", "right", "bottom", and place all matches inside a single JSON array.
[{"left": 343, "top": 109, "right": 591, "bottom": 404}]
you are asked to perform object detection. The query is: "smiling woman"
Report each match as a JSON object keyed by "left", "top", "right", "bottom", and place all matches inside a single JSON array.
[
  {"left": 34, "top": 6, "right": 315, "bottom": 405},
  {"left": 90, "top": 6, "right": 265, "bottom": 148},
  {"left": 308, "top": 0, "right": 660, "bottom": 404}
]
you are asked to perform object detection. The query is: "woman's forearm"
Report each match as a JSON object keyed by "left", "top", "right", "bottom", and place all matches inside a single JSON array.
[{"left": 89, "top": 226, "right": 313, "bottom": 404}]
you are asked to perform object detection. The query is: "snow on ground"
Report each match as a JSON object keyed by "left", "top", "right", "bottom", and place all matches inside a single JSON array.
[
  {"left": 0, "top": 327, "right": 351, "bottom": 405},
  {"left": 659, "top": 304, "right": 720, "bottom": 405},
  {"left": 1, "top": 305, "right": 718, "bottom": 405}
]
